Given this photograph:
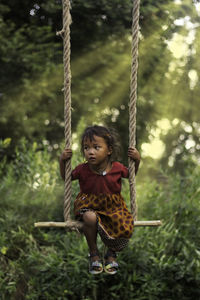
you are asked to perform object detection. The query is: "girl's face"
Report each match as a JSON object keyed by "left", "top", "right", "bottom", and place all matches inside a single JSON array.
[{"left": 83, "top": 135, "right": 112, "bottom": 167}]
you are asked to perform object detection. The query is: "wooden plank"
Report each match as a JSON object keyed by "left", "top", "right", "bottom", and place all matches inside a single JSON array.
[
  {"left": 134, "top": 220, "right": 162, "bottom": 226},
  {"left": 34, "top": 220, "right": 162, "bottom": 228}
]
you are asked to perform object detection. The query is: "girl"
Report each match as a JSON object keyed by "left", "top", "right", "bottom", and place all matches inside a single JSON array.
[{"left": 60, "top": 125, "right": 140, "bottom": 275}]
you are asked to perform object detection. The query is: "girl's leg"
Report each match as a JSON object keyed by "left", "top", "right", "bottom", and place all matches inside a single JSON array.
[
  {"left": 105, "top": 248, "right": 117, "bottom": 261},
  {"left": 82, "top": 211, "right": 102, "bottom": 271}
]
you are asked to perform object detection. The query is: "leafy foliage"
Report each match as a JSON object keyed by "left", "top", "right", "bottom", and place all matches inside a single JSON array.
[
  {"left": 0, "top": 141, "right": 200, "bottom": 299},
  {"left": 2, "top": 0, "right": 199, "bottom": 169}
]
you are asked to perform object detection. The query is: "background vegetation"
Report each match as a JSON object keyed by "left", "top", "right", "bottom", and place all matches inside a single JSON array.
[
  {"left": 0, "top": 141, "right": 200, "bottom": 299},
  {"left": 1, "top": 0, "right": 200, "bottom": 168},
  {"left": 0, "top": 0, "right": 200, "bottom": 299}
]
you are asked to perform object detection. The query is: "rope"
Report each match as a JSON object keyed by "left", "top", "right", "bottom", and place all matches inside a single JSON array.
[
  {"left": 129, "top": 0, "right": 140, "bottom": 220},
  {"left": 60, "top": 0, "right": 140, "bottom": 222},
  {"left": 61, "top": 0, "right": 72, "bottom": 222}
]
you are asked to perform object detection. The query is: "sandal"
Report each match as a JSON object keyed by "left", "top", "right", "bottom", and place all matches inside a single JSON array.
[
  {"left": 104, "top": 249, "right": 119, "bottom": 275},
  {"left": 88, "top": 253, "right": 103, "bottom": 275}
]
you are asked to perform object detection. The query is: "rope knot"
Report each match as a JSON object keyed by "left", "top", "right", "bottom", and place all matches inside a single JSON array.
[{"left": 56, "top": 29, "right": 65, "bottom": 38}]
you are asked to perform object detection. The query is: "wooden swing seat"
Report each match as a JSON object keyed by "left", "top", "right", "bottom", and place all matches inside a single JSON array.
[{"left": 34, "top": 220, "right": 162, "bottom": 229}]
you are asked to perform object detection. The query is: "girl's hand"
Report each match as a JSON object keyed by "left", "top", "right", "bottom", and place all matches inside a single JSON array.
[
  {"left": 60, "top": 149, "right": 72, "bottom": 161},
  {"left": 128, "top": 147, "right": 140, "bottom": 175},
  {"left": 128, "top": 147, "right": 140, "bottom": 161}
]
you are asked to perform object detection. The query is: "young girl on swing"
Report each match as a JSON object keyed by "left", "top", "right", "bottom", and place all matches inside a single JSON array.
[{"left": 60, "top": 125, "right": 140, "bottom": 275}]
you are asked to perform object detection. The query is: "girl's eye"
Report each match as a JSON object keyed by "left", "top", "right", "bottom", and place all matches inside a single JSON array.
[
  {"left": 95, "top": 146, "right": 100, "bottom": 150},
  {"left": 84, "top": 146, "right": 88, "bottom": 150}
]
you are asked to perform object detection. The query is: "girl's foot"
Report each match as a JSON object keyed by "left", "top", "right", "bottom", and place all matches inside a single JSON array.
[
  {"left": 89, "top": 252, "right": 103, "bottom": 275},
  {"left": 104, "top": 249, "right": 118, "bottom": 275}
]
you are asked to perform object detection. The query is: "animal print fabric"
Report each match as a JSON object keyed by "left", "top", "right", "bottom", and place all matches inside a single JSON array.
[{"left": 74, "top": 192, "right": 134, "bottom": 251}]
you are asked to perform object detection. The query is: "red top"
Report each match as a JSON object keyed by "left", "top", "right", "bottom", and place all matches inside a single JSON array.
[{"left": 71, "top": 162, "right": 129, "bottom": 195}]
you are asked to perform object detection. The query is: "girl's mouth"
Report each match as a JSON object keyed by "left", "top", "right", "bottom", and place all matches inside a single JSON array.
[{"left": 89, "top": 157, "right": 96, "bottom": 162}]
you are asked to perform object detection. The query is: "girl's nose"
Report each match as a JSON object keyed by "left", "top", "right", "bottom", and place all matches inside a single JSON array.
[{"left": 88, "top": 148, "right": 94, "bottom": 155}]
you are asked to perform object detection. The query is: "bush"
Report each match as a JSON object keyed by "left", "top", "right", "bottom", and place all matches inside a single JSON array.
[{"left": 0, "top": 140, "right": 200, "bottom": 299}]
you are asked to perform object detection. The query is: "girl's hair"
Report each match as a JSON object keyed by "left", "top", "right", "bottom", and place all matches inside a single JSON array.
[{"left": 81, "top": 125, "right": 121, "bottom": 161}]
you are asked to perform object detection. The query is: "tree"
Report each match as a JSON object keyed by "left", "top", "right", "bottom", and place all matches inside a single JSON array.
[
  {"left": 156, "top": 0, "right": 200, "bottom": 173},
  {"left": 2, "top": 0, "right": 199, "bottom": 172}
]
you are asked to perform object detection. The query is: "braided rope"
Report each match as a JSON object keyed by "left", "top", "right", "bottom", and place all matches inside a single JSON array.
[
  {"left": 62, "top": 0, "right": 72, "bottom": 222},
  {"left": 60, "top": 0, "right": 140, "bottom": 222},
  {"left": 129, "top": 0, "right": 140, "bottom": 220}
]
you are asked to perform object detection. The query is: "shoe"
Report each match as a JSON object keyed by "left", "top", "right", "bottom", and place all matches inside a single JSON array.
[
  {"left": 104, "top": 249, "right": 119, "bottom": 275},
  {"left": 88, "top": 252, "right": 103, "bottom": 275}
]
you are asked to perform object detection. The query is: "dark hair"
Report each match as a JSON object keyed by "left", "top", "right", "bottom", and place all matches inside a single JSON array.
[{"left": 81, "top": 125, "right": 121, "bottom": 161}]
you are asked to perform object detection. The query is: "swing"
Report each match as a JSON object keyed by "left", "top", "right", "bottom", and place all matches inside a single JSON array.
[{"left": 34, "top": 0, "right": 161, "bottom": 230}]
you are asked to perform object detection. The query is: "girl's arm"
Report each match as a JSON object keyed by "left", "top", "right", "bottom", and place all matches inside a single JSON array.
[
  {"left": 128, "top": 147, "right": 140, "bottom": 175},
  {"left": 59, "top": 149, "right": 72, "bottom": 180}
]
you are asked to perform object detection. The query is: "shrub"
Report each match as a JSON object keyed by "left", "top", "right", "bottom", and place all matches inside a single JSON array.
[{"left": 0, "top": 140, "right": 200, "bottom": 299}]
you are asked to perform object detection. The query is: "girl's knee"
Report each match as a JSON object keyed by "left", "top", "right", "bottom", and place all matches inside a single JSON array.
[{"left": 83, "top": 211, "right": 97, "bottom": 225}]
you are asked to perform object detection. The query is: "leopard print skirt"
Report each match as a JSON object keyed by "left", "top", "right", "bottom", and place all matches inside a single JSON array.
[{"left": 74, "top": 192, "right": 134, "bottom": 251}]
